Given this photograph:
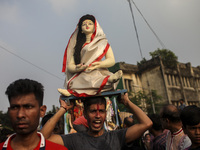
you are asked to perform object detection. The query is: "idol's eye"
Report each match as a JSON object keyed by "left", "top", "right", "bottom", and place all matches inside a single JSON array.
[{"left": 88, "top": 22, "right": 93, "bottom": 25}]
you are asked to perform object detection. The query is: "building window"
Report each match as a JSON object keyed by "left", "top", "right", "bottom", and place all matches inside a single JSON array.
[
  {"left": 188, "top": 101, "right": 199, "bottom": 106},
  {"left": 196, "top": 78, "right": 200, "bottom": 88},
  {"left": 167, "top": 74, "right": 172, "bottom": 86},
  {"left": 124, "top": 79, "right": 133, "bottom": 92}
]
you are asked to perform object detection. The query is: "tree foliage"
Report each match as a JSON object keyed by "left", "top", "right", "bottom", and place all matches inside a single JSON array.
[
  {"left": 117, "top": 90, "right": 163, "bottom": 114},
  {"left": 0, "top": 111, "right": 13, "bottom": 142},
  {"left": 150, "top": 48, "right": 178, "bottom": 68},
  {"left": 0, "top": 111, "right": 12, "bottom": 130},
  {"left": 46, "top": 105, "right": 58, "bottom": 114},
  {"left": 137, "top": 57, "right": 147, "bottom": 66}
]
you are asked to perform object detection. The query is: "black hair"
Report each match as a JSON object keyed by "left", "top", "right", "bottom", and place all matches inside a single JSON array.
[
  {"left": 180, "top": 105, "right": 200, "bottom": 128},
  {"left": 83, "top": 96, "right": 106, "bottom": 112},
  {"left": 148, "top": 114, "right": 163, "bottom": 131},
  {"left": 160, "top": 104, "right": 181, "bottom": 123},
  {"left": 5, "top": 79, "right": 44, "bottom": 106},
  {"left": 74, "top": 14, "right": 96, "bottom": 65},
  {"left": 41, "top": 114, "right": 54, "bottom": 127},
  {"left": 124, "top": 117, "right": 134, "bottom": 127}
]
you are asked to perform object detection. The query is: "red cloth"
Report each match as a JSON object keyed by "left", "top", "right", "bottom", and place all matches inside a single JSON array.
[
  {"left": 73, "top": 116, "right": 89, "bottom": 128},
  {"left": 0, "top": 132, "right": 68, "bottom": 150}
]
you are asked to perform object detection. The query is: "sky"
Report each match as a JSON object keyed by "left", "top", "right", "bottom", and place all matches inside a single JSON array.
[{"left": 0, "top": 0, "right": 200, "bottom": 112}]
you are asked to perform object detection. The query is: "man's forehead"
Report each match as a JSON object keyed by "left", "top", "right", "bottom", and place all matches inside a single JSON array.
[
  {"left": 187, "top": 123, "right": 200, "bottom": 128},
  {"left": 89, "top": 103, "right": 105, "bottom": 109},
  {"left": 10, "top": 93, "right": 37, "bottom": 104}
]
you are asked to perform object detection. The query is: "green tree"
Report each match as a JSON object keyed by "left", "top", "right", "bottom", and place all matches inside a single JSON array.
[
  {"left": 116, "top": 91, "right": 143, "bottom": 112},
  {"left": 137, "top": 57, "right": 147, "bottom": 66},
  {"left": 117, "top": 90, "right": 163, "bottom": 114},
  {"left": 46, "top": 105, "right": 58, "bottom": 114},
  {"left": 0, "top": 111, "right": 12, "bottom": 130},
  {"left": 150, "top": 48, "right": 178, "bottom": 68},
  {"left": 145, "top": 90, "right": 163, "bottom": 114}
]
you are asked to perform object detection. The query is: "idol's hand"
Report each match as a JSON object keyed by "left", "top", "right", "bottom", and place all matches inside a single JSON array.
[
  {"left": 76, "top": 63, "right": 88, "bottom": 72},
  {"left": 86, "top": 62, "right": 101, "bottom": 72}
]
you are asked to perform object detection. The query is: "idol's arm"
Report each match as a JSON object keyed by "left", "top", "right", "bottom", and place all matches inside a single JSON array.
[
  {"left": 67, "top": 56, "right": 88, "bottom": 73},
  {"left": 86, "top": 47, "right": 115, "bottom": 71}
]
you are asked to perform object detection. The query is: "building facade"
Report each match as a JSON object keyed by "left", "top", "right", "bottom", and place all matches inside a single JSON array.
[{"left": 109, "top": 57, "right": 200, "bottom": 107}]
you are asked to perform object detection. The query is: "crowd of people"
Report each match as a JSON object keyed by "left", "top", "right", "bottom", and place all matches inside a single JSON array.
[
  {"left": 0, "top": 78, "right": 200, "bottom": 150},
  {"left": 0, "top": 14, "right": 200, "bottom": 150}
]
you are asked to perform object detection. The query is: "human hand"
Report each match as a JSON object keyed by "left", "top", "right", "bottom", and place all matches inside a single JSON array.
[
  {"left": 59, "top": 96, "right": 74, "bottom": 111},
  {"left": 86, "top": 62, "right": 101, "bottom": 72},
  {"left": 117, "top": 93, "right": 130, "bottom": 106}
]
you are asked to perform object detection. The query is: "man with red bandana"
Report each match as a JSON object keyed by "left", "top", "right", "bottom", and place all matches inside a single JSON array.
[{"left": 41, "top": 93, "right": 152, "bottom": 150}]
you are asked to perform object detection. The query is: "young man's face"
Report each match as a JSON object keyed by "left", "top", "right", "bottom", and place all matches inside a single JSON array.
[
  {"left": 84, "top": 103, "right": 106, "bottom": 136},
  {"left": 184, "top": 123, "right": 200, "bottom": 147},
  {"left": 8, "top": 93, "right": 46, "bottom": 135}
]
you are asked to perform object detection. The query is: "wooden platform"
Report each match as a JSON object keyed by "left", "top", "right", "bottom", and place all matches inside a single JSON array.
[{"left": 61, "top": 89, "right": 127, "bottom": 102}]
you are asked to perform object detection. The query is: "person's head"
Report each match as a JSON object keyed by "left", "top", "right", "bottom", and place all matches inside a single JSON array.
[
  {"left": 179, "top": 99, "right": 184, "bottom": 105},
  {"left": 180, "top": 105, "right": 200, "bottom": 147},
  {"left": 148, "top": 114, "right": 163, "bottom": 136},
  {"left": 78, "top": 14, "right": 95, "bottom": 34},
  {"left": 144, "top": 133, "right": 151, "bottom": 142},
  {"left": 41, "top": 114, "right": 54, "bottom": 127},
  {"left": 83, "top": 96, "right": 106, "bottom": 136},
  {"left": 160, "top": 104, "right": 181, "bottom": 130},
  {"left": 41, "top": 114, "right": 60, "bottom": 134},
  {"left": 5, "top": 79, "right": 46, "bottom": 135},
  {"left": 74, "top": 14, "right": 96, "bottom": 65},
  {"left": 123, "top": 116, "right": 134, "bottom": 128}
]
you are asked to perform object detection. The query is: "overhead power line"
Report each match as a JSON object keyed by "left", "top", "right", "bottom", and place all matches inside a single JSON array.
[
  {"left": 131, "top": 0, "right": 166, "bottom": 49},
  {"left": 0, "top": 45, "right": 63, "bottom": 81},
  {"left": 127, "top": 0, "right": 166, "bottom": 60},
  {"left": 127, "top": 0, "right": 143, "bottom": 59}
]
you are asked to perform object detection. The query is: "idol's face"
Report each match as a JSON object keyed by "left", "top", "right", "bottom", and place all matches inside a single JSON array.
[
  {"left": 85, "top": 103, "right": 106, "bottom": 136},
  {"left": 8, "top": 93, "right": 46, "bottom": 135},
  {"left": 81, "top": 19, "right": 95, "bottom": 35}
]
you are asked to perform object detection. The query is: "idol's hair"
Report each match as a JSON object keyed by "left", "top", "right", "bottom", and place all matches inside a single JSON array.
[{"left": 74, "top": 14, "right": 95, "bottom": 65}]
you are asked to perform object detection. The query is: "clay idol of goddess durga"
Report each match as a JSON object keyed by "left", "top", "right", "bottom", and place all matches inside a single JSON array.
[{"left": 58, "top": 14, "right": 123, "bottom": 97}]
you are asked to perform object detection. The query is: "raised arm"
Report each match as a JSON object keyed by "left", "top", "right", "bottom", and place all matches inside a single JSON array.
[
  {"left": 41, "top": 97, "right": 73, "bottom": 145},
  {"left": 118, "top": 93, "right": 153, "bottom": 143}
]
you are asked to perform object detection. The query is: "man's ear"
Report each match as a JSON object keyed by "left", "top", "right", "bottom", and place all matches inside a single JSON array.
[{"left": 40, "top": 105, "right": 47, "bottom": 117}]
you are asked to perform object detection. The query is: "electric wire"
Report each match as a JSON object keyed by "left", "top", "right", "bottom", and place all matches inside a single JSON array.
[
  {"left": 127, "top": 0, "right": 143, "bottom": 58},
  {"left": 127, "top": 0, "right": 157, "bottom": 113},
  {"left": 131, "top": 0, "right": 166, "bottom": 49},
  {"left": 0, "top": 45, "right": 63, "bottom": 81}
]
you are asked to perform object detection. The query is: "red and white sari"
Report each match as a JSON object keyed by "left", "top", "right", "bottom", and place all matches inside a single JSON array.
[{"left": 61, "top": 18, "right": 117, "bottom": 97}]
